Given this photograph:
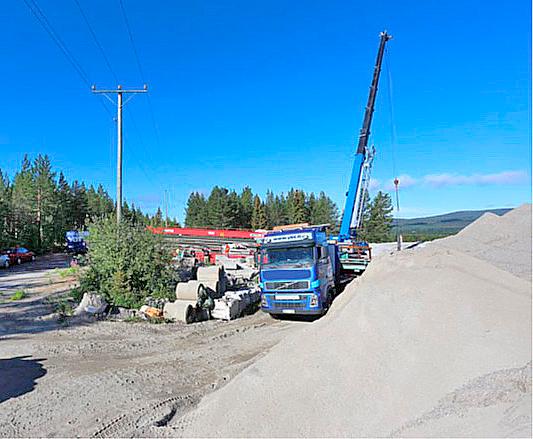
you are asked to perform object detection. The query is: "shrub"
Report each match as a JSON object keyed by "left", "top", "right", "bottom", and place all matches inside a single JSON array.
[
  {"left": 78, "top": 218, "right": 177, "bottom": 308},
  {"left": 10, "top": 290, "right": 26, "bottom": 301}
]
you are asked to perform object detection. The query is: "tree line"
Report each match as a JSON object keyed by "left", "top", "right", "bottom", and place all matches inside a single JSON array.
[
  {"left": 184, "top": 186, "right": 340, "bottom": 231},
  {"left": 0, "top": 155, "right": 174, "bottom": 253},
  {"left": 0, "top": 154, "right": 397, "bottom": 253},
  {"left": 185, "top": 186, "right": 396, "bottom": 242}
]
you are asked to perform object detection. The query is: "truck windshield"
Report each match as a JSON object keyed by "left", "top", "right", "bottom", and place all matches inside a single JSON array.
[{"left": 261, "top": 246, "right": 314, "bottom": 267}]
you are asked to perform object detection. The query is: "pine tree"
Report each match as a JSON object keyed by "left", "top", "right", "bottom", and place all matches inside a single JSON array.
[
  {"left": 32, "top": 155, "right": 57, "bottom": 250},
  {"left": 152, "top": 207, "right": 164, "bottom": 227},
  {"left": 97, "top": 184, "right": 114, "bottom": 218},
  {"left": 184, "top": 192, "right": 208, "bottom": 227},
  {"left": 11, "top": 155, "right": 37, "bottom": 248},
  {"left": 239, "top": 186, "right": 254, "bottom": 229},
  {"left": 206, "top": 186, "right": 237, "bottom": 228},
  {"left": 251, "top": 195, "right": 268, "bottom": 229},
  {"left": 362, "top": 191, "right": 393, "bottom": 243},
  {"left": 71, "top": 181, "right": 88, "bottom": 229},
  {"left": 356, "top": 190, "right": 371, "bottom": 240},
  {"left": 311, "top": 191, "right": 339, "bottom": 228},
  {"left": 265, "top": 191, "right": 288, "bottom": 228},
  {"left": 307, "top": 193, "right": 317, "bottom": 223},
  {"left": 54, "top": 172, "right": 73, "bottom": 244},
  {"left": 287, "top": 189, "right": 309, "bottom": 224},
  {"left": 0, "top": 169, "right": 12, "bottom": 248}
]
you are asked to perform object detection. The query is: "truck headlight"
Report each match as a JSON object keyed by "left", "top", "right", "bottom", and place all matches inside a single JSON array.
[
  {"left": 261, "top": 295, "right": 268, "bottom": 307},
  {"left": 309, "top": 294, "right": 318, "bottom": 307}
]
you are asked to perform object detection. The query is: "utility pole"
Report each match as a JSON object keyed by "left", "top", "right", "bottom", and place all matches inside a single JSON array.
[{"left": 92, "top": 84, "right": 148, "bottom": 224}]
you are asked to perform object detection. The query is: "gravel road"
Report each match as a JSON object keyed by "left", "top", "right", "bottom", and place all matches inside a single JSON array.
[{"left": 0, "top": 254, "right": 303, "bottom": 437}]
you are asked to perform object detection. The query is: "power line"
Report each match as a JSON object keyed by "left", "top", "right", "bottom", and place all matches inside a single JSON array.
[
  {"left": 24, "top": 0, "right": 90, "bottom": 86},
  {"left": 118, "top": 0, "right": 162, "bottom": 147},
  {"left": 73, "top": 0, "right": 120, "bottom": 84},
  {"left": 22, "top": 0, "right": 114, "bottom": 118}
]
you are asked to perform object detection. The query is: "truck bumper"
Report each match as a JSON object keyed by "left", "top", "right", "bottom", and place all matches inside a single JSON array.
[
  {"left": 260, "top": 292, "right": 324, "bottom": 315},
  {"left": 262, "top": 307, "right": 323, "bottom": 316}
]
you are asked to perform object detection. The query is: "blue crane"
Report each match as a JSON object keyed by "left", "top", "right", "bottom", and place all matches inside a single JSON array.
[{"left": 336, "top": 31, "right": 392, "bottom": 272}]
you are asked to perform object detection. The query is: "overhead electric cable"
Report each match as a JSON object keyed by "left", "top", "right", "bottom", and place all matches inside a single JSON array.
[
  {"left": 73, "top": 0, "right": 120, "bottom": 83},
  {"left": 118, "top": 0, "right": 162, "bottom": 146},
  {"left": 23, "top": 0, "right": 114, "bottom": 117}
]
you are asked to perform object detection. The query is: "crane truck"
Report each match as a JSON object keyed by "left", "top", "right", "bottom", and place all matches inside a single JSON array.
[{"left": 259, "top": 31, "right": 392, "bottom": 317}]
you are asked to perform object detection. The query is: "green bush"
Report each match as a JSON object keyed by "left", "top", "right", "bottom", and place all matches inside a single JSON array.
[
  {"left": 10, "top": 290, "right": 26, "bottom": 301},
  {"left": 78, "top": 218, "right": 176, "bottom": 308}
]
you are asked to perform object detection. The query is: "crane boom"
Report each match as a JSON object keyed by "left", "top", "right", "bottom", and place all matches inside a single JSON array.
[{"left": 339, "top": 31, "right": 392, "bottom": 239}]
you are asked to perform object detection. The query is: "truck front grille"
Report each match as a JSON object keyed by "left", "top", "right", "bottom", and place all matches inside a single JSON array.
[
  {"left": 264, "top": 281, "right": 309, "bottom": 291},
  {"left": 267, "top": 293, "right": 309, "bottom": 310}
]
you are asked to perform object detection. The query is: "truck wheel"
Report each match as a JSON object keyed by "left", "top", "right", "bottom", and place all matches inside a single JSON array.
[{"left": 324, "top": 289, "right": 334, "bottom": 313}]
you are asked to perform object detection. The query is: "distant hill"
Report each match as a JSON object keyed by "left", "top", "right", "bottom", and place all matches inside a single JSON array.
[{"left": 395, "top": 208, "right": 512, "bottom": 238}]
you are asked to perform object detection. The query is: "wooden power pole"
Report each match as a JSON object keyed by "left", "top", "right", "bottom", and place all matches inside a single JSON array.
[{"left": 92, "top": 84, "right": 147, "bottom": 224}]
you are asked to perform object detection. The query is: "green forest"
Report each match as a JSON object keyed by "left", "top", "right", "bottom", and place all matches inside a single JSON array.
[
  {"left": 184, "top": 187, "right": 339, "bottom": 230},
  {"left": 184, "top": 186, "right": 395, "bottom": 242},
  {"left": 0, "top": 155, "right": 172, "bottom": 253},
  {"left": 1, "top": 155, "right": 396, "bottom": 253}
]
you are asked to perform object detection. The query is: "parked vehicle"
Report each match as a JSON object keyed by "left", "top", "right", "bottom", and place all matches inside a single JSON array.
[
  {"left": 0, "top": 254, "right": 9, "bottom": 268},
  {"left": 258, "top": 224, "right": 340, "bottom": 317},
  {"left": 66, "top": 230, "right": 88, "bottom": 254},
  {"left": 4, "top": 247, "right": 36, "bottom": 265}
]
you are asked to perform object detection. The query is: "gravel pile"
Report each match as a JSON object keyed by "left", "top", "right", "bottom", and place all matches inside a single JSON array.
[
  {"left": 435, "top": 204, "right": 532, "bottom": 281},
  {"left": 177, "top": 205, "right": 532, "bottom": 437}
]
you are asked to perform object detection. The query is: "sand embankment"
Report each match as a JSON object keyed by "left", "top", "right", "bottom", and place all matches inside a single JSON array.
[{"left": 178, "top": 205, "right": 532, "bottom": 437}]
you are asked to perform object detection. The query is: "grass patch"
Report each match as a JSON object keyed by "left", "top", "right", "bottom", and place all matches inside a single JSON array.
[
  {"left": 10, "top": 290, "right": 27, "bottom": 301},
  {"left": 56, "top": 266, "right": 80, "bottom": 279},
  {"left": 124, "top": 315, "right": 144, "bottom": 323}
]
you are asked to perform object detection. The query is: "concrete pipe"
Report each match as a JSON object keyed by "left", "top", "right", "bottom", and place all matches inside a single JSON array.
[
  {"left": 197, "top": 266, "right": 224, "bottom": 282},
  {"left": 175, "top": 281, "right": 206, "bottom": 301},
  {"left": 163, "top": 300, "right": 197, "bottom": 324}
]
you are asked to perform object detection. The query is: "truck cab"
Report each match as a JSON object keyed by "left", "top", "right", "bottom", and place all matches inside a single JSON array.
[{"left": 258, "top": 225, "right": 339, "bottom": 316}]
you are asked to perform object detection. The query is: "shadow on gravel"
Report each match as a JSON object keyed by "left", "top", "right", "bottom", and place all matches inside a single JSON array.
[{"left": 0, "top": 356, "right": 47, "bottom": 404}]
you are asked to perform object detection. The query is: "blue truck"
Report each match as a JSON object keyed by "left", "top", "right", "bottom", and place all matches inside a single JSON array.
[
  {"left": 259, "top": 225, "right": 340, "bottom": 316},
  {"left": 259, "top": 32, "right": 392, "bottom": 316}
]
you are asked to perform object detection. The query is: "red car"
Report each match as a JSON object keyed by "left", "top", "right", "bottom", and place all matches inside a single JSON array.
[{"left": 4, "top": 247, "right": 36, "bottom": 265}]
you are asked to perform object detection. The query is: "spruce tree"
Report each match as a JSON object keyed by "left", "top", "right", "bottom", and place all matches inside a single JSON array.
[
  {"left": 251, "top": 195, "right": 268, "bottom": 229},
  {"left": 0, "top": 169, "right": 12, "bottom": 248},
  {"left": 287, "top": 189, "right": 309, "bottom": 224},
  {"left": 363, "top": 191, "right": 393, "bottom": 243},
  {"left": 239, "top": 186, "right": 254, "bottom": 229},
  {"left": 184, "top": 192, "right": 208, "bottom": 227},
  {"left": 11, "top": 155, "right": 37, "bottom": 248}
]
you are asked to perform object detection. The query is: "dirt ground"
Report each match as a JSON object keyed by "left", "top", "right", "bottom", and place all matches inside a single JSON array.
[{"left": 0, "top": 254, "right": 302, "bottom": 437}]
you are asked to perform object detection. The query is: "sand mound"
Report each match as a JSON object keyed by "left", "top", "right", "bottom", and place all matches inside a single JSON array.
[
  {"left": 435, "top": 204, "right": 532, "bottom": 281},
  {"left": 177, "top": 205, "right": 532, "bottom": 437}
]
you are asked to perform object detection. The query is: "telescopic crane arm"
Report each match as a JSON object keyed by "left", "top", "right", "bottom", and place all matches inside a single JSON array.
[{"left": 339, "top": 31, "right": 392, "bottom": 239}]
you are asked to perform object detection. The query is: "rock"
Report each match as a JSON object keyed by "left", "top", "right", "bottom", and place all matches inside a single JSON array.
[{"left": 73, "top": 293, "right": 108, "bottom": 316}]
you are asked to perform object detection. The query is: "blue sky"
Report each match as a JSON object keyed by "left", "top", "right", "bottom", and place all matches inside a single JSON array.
[{"left": 1, "top": 0, "right": 531, "bottom": 221}]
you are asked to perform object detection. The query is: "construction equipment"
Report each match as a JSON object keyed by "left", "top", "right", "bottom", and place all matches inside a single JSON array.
[
  {"left": 149, "top": 226, "right": 262, "bottom": 265},
  {"left": 330, "top": 31, "right": 392, "bottom": 273},
  {"left": 258, "top": 224, "right": 340, "bottom": 317}
]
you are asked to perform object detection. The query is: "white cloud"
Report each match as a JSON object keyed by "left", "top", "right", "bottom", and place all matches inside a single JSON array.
[
  {"left": 368, "top": 178, "right": 381, "bottom": 191},
  {"left": 377, "top": 170, "right": 527, "bottom": 190},
  {"left": 384, "top": 174, "right": 418, "bottom": 190},
  {"left": 423, "top": 170, "right": 527, "bottom": 187}
]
